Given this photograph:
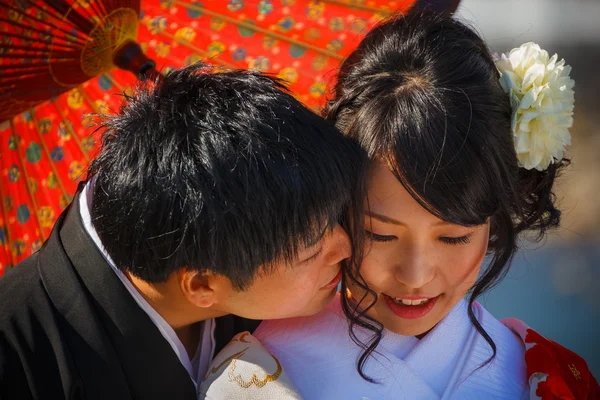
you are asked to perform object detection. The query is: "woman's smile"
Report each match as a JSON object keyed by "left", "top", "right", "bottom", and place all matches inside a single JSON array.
[{"left": 382, "top": 293, "right": 440, "bottom": 320}]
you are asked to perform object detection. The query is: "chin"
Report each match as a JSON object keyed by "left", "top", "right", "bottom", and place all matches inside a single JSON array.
[
  {"left": 377, "top": 302, "right": 444, "bottom": 337},
  {"left": 298, "top": 289, "right": 337, "bottom": 317}
]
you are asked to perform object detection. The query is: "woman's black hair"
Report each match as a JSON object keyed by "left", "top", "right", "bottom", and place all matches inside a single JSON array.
[{"left": 326, "top": 9, "right": 567, "bottom": 381}]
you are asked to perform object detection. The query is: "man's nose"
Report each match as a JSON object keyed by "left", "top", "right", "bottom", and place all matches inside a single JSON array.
[{"left": 323, "top": 224, "right": 352, "bottom": 265}]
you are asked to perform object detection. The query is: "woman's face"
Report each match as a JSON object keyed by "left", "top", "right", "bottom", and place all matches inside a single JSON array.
[{"left": 350, "top": 161, "right": 490, "bottom": 337}]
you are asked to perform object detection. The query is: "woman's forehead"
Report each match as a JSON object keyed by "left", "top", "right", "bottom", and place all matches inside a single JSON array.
[{"left": 367, "top": 163, "right": 433, "bottom": 221}]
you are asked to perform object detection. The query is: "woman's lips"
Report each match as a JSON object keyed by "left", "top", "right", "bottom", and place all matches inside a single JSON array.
[{"left": 383, "top": 293, "right": 440, "bottom": 319}]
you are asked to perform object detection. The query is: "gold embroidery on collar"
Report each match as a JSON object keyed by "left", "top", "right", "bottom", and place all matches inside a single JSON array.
[
  {"left": 234, "top": 332, "right": 251, "bottom": 343},
  {"left": 202, "top": 347, "right": 249, "bottom": 383},
  {"left": 228, "top": 354, "right": 283, "bottom": 388}
]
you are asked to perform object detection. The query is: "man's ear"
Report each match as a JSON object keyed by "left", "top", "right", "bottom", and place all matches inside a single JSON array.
[{"left": 178, "top": 270, "right": 216, "bottom": 308}]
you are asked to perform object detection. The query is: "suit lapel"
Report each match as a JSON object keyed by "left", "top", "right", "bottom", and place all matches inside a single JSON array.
[{"left": 39, "top": 188, "right": 196, "bottom": 400}]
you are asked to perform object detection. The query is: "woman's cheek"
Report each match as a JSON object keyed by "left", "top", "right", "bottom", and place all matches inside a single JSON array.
[
  {"left": 443, "top": 241, "right": 487, "bottom": 289},
  {"left": 359, "top": 247, "right": 389, "bottom": 289}
]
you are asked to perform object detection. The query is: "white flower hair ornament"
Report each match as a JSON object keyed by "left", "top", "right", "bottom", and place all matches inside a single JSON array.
[{"left": 496, "top": 42, "right": 575, "bottom": 171}]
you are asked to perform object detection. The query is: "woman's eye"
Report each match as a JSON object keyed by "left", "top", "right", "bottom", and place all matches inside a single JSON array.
[
  {"left": 365, "top": 230, "right": 396, "bottom": 242},
  {"left": 440, "top": 235, "right": 472, "bottom": 245}
]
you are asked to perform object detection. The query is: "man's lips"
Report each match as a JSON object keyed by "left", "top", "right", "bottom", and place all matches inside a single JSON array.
[{"left": 321, "top": 269, "right": 342, "bottom": 290}]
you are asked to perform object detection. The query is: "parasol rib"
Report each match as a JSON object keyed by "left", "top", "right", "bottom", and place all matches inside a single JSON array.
[
  {"left": 0, "top": 16, "right": 88, "bottom": 47},
  {"left": 0, "top": 31, "right": 84, "bottom": 50},
  {"left": 40, "top": 0, "right": 96, "bottom": 34},
  {"left": 1, "top": 62, "right": 70, "bottom": 69},
  {"left": 0, "top": 53, "right": 78, "bottom": 60},
  {"left": 0, "top": 71, "right": 53, "bottom": 82},
  {"left": 0, "top": 2, "right": 90, "bottom": 46}
]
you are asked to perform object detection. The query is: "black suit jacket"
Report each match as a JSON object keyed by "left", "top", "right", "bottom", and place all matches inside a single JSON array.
[{"left": 0, "top": 189, "right": 260, "bottom": 400}]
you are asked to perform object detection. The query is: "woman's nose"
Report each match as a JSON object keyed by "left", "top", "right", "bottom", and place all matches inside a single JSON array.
[{"left": 394, "top": 245, "right": 435, "bottom": 290}]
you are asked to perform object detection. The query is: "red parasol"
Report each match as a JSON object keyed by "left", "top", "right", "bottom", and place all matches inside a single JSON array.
[{"left": 0, "top": 0, "right": 460, "bottom": 275}]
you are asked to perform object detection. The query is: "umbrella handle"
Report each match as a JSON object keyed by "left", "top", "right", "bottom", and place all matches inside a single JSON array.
[{"left": 113, "top": 40, "right": 161, "bottom": 81}]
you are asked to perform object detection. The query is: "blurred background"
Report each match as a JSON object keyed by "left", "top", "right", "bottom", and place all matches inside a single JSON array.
[{"left": 456, "top": 0, "right": 600, "bottom": 376}]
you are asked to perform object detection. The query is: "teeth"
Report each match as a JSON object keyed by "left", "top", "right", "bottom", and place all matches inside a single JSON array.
[{"left": 393, "top": 298, "right": 430, "bottom": 306}]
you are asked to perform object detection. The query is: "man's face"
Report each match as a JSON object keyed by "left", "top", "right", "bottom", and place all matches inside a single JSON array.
[{"left": 209, "top": 224, "right": 351, "bottom": 319}]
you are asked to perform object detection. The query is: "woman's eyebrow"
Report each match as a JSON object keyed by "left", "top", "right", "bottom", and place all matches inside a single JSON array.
[
  {"left": 366, "top": 211, "right": 468, "bottom": 228},
  {"left": 366, "top": 211, "right": 406, "bottom": 226}
]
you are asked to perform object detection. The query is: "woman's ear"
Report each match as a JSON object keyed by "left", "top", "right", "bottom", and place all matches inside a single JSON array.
[{"left": 179, "top": 270, "right": 217, "bottom": 308}]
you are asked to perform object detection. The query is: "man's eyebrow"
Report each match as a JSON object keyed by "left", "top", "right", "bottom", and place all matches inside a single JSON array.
[{"left": 304, "top": 224, "right": 330, "bottom": 249}]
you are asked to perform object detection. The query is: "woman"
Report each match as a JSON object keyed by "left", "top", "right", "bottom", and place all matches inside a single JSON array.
[{"left": 200, "top": 10, "right": 597, "bottom": 400}]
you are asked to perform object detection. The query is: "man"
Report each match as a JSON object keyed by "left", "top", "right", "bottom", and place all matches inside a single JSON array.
[{"left": 0, "top": 64, "right": 366, "bottom": 399}]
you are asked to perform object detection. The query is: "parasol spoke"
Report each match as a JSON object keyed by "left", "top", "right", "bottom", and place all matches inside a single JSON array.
[
  {"left": 0, "top": 43, "right": 57, "bottom": 54},
  {"left": 1, "top": 62, "right": 49, "bottom": 70},
  {"left": 0, "top": 71, "right": 59, "bottom": 84},
  {"left": 0, "top": 1, "right": 91, "bottom": 46},
  {"left": 0, "top": 31, "right": 85, "bottom": 51},
  {"left": 0, "top": 16, "right": 88, "bottom": 47},
  {"left": 74, "top": 0, "right": 109, "bottom": 25},
  {"left": 0, "top": 70, "right": 49, "bottom": 81},
  {"left": 0, "top": 52, "right": 78, "bottom": 60},
  {"left": 0, "top": 74, "right": 43, "bottom": 84},
  {"left": 41, "top": 0, "right": 97, "bottom": 34},
  {"left": 0, "top": 60, "right": 76, "bottom": 71}
]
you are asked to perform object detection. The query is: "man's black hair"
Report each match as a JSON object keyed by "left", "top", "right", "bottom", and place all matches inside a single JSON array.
[{"left": 88, "top": 63, "right": 366, "bottom": 290}]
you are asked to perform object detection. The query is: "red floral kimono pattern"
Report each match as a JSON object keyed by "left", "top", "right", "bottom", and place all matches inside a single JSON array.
[{"left": 502, "top": 318, "right": 599, "bottom": 400}]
